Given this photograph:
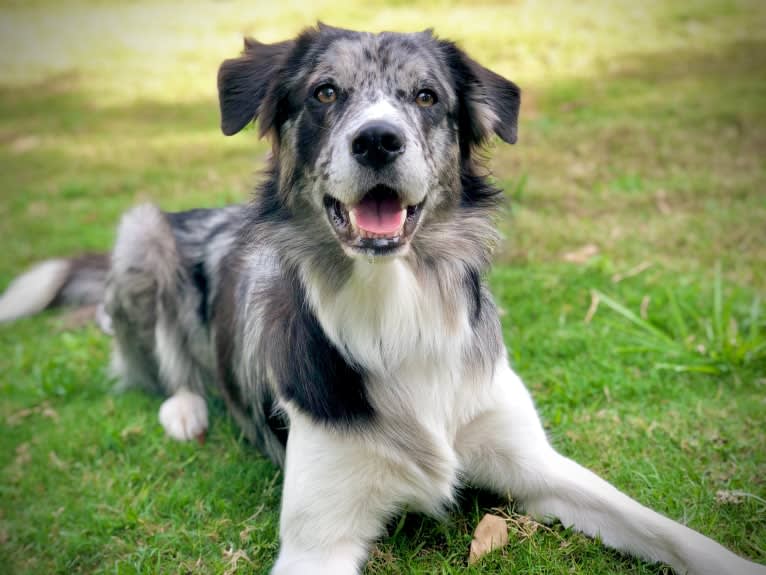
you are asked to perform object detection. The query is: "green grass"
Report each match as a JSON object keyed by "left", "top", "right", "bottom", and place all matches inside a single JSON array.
[{"left": 1, "top": 1, "right": 765, "bottom": 573}]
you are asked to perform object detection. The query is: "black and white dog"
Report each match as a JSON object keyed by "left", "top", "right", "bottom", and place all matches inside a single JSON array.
[{"left": 1, "top": 24, "right": 763, "bottom": 575}]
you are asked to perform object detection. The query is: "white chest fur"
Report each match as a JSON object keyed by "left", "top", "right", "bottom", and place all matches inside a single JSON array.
[
  {"left": 305, "top": 259, "right": 472, "bottom": 375},
  {"left": 302, "top": 259, "right": 492, "bottom": 511}
]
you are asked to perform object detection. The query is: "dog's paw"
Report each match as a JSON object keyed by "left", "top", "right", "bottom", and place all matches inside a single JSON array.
[
  {"left": 271, "top": 546, "right": 362, "bottom": 575},
  {"left": 96, "top": 303, "right": 114, "bottom": 335},
  {"left": 158, "top": 390, "right": 208, "bottom": 442}
]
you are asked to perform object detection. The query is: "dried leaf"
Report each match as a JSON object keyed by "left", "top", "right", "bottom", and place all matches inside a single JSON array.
[
  {"left": 120, "top": 425, "right": 144, "bottom": 440},
  {"left": 222, "top": 546, "right": 252, "bottom": 575},
  {"left": 48, "top": 451, "right": 67, "bottom": 470},
  {"left": 562, "top": 243, "right": 599, "bottom": 264},
  {"left": 715, "top": 490, "right": 745, "bottom": 505},
  {"left": 655, "top": 189, "right": 672, "bottom": 214},
  {"left": 468, "top": 513, "right": 509, "bottom": 564},
  {"left": 57, "top": 305, "right": 98, "bottom": 331}
]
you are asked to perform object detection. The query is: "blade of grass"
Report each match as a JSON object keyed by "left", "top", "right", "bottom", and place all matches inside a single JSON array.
[
  {"left": 593, "top": 290, "right": 678, "bottom": 347},
  {"left": 713, "top": 262, "right": 724, "bottom": 346},
  {"left": 748, "top": 296, "right": 761, "bottom": 343},
  {"left": 665, "top": 286, "right": 689, "bottom": 343}
]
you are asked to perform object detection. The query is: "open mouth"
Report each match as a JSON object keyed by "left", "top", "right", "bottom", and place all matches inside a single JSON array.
[{"left": 323, "top": 185, "right": 424, "bottom": 256}]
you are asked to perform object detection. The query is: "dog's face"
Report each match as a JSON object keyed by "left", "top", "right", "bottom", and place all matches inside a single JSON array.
[{"left": 218, "top": 25, "right": 520, "bottom": 258}]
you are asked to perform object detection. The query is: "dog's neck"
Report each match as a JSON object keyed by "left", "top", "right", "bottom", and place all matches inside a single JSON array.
[{"left": 300, "top": 256, "right": 476, "bottom": 377}]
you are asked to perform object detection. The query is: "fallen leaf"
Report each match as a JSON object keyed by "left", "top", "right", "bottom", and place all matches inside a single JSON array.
[
  {"left": 222, "top": 546, "right": 252, "bottom": 575},
  {"left": 562, "top": 243, "right": 599, "bottom": 264},
  {"left": 468, "top": 513, "right": 509, "bottom": 564},
  {"left": 48, "top": 451, "right": 67, "bottom": 470},
  {"left": 655, "top": 189, "right": 672, "bottom": 215},
  {"left": 10, "top": 135, "right": 41, "bottom": 153},
  {"left": 6, "top": 408, "right": 34, "bottom": 427},
  {"left": 41, "top": 405, "right": 59, "bottom": 422},
  {"left": 715, "top": 490, "right": 746, "bottom": 505},
  {"left": 120, "top": 425, "right": 144, "bottom": 440},
  {"left": 57, "top": 305, "right": 98, "bottom": 331},
  {"left": 14, "top": 443, "right": 31, "bottom": 467}
]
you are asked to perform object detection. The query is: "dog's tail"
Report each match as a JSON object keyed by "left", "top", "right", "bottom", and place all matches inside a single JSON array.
[{"left": 0, "top": 253, "right": 110, "bottom": 323}]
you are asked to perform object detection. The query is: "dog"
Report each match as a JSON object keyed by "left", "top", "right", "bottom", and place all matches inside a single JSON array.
[{"left": 1, "top": 24, "right": 764, "bottom": 575}]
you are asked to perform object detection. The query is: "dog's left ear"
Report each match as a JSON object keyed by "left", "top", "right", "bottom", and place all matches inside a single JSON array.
[
  {"left": 439, "top": 41, "right": 521, "bottom": 151},
  {"left": 217, "top": 38, "right": 294, "bottom": 136}
]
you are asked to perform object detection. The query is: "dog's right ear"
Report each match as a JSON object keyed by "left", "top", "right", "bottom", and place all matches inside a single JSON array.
[{"left": 217, "top": 38, "right": 293, "bottom": 136}]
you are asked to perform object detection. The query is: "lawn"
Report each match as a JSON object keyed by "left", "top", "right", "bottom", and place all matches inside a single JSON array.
[{"left": 1, "top": 1, "right": 765, "bottom": 573}]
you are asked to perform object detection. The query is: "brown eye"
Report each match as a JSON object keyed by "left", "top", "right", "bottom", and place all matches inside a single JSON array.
[
  {"left": 415, "top": 89, "right": 436, "bottom": 108},
  {"left": 315, "top": 84, "right": 337, "bottom": 104}
]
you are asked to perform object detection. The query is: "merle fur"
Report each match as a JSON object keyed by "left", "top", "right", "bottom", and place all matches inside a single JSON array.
[{"left": 54, "top": 24, "right": 520, "bottom": 467}]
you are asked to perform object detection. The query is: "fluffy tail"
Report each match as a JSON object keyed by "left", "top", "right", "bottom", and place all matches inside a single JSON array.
[{"left": 0, "top": 254, "right": 110, "bottom": 323}]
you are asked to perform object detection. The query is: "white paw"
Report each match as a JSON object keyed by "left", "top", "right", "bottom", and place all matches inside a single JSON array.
[
  {"left": 158, "top": 391, "right": 208, "bottom": 442},
  {"left": 271, "top": 546, "right": 362, "bottom": 575},
  {"left": 96, "top": 303, "right": 114, "bottom": 335}
]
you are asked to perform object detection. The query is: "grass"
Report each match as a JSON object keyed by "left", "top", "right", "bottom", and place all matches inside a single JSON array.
[
  {"left": 1, "top": 0, "right": 765, "bottom": 573},
  {"left": 592, "top": 265, "right": 766, "bottom": 374}
]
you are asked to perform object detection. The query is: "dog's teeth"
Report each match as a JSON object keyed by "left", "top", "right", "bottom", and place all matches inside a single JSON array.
[{"left": 356, "top": 226, "right": 404, "bottom": 240}]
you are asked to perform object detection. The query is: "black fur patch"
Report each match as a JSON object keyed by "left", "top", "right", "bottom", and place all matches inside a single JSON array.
[
  {"left": 260, "top": 265, "right": 374, "bottom": 426},
  {"left": 460, "top": 170, "right": 504, "bottom": 209},
  {"left": 190, "top": 261, "right": 209, "bottom": 323},
  {"left": 438, "top": 39, "right": 521, "bottom": 155},
  {"left": 466, "top": 267, "right": 483, "bottom": 325},
  {"left": 217, "top": 38, "right": 295, "bottom": 136}
]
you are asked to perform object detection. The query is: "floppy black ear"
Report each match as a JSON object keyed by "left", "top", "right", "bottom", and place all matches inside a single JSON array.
[
  {"left": 217, "top": 38, "right": 293, "bottom": 136},
  {"left": 440, "top": 41, "right": 521, "bottom": 151}
]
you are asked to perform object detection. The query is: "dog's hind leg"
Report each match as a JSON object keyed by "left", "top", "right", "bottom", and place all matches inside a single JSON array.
[
  {"left": 107, "top": 204, "right": 210, "bottom": 441},
  {"left": 457, "top": 360, "right": 766, "bottom": 575}
]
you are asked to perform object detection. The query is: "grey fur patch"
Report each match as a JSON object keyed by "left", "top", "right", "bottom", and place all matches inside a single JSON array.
[
  {"left": 52, "top": 253, "right": 109, "bottom": 308},
  {"left": 105, "top": 204, "right": 244, "bottom": 397}
]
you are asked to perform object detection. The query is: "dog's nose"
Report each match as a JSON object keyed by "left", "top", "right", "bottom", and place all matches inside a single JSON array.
[{"left": 351, "top": 122, "right": 405, "bottom": 169}]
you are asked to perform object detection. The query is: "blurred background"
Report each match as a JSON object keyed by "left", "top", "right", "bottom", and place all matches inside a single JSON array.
[
  {"left": 1, "top": 0, "right": 764, "bottom": 285},
  {"left": 0, "top": 1, "right": 764, "bottom": 573}
]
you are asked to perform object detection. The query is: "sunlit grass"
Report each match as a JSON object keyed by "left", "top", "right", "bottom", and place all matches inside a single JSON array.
[{"left": 595, "top": 265, "right": 766, "bottom": 374}]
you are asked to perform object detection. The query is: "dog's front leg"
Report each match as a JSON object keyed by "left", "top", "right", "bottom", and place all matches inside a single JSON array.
[
  {"left": 271, "top": 411, "right": 399, "bottom": 575},
  {"left": 457, "top": 360, "right": 766, "bottom": 575}
]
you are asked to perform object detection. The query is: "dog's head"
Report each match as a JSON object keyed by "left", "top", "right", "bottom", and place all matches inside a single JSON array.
[{"left": 218, "top": 24, "right": 519, "bottom": 259}]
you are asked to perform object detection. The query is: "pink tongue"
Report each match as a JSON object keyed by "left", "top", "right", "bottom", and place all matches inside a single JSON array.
[{"left": 352, "top": 196, "right": 405, "bottom": 234}]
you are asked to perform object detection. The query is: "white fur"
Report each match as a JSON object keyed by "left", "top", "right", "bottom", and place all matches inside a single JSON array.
[
  {"left": 273, "top": 258, "right": 766, "bottom": 575},
  {"left": 0, "top": 259, "right": 70, "bottom": 323},
  {"left": 96, "top": 302, "right": 114, "bottom": 335},
  {"left": 304, "top": 258, "right": 470, "bottom": 375},
  {"left": 353, "top": 98, "right": 400, "bottom": 125},
  {"left": 158, "top": 390, "right": 208, "bottom": 441}
]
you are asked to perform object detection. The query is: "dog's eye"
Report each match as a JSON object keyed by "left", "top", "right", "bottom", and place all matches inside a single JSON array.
[
  {"left": 315, "top": 84, "right": 338, "bottom": 104},
  {"left": 415, "top": 89, "right": 437, "bottom": 108}
]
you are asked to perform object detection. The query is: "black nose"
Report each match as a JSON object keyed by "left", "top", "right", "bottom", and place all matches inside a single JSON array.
[{"left": 351, "top": 121, "right": 405, "bottom": 169}]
